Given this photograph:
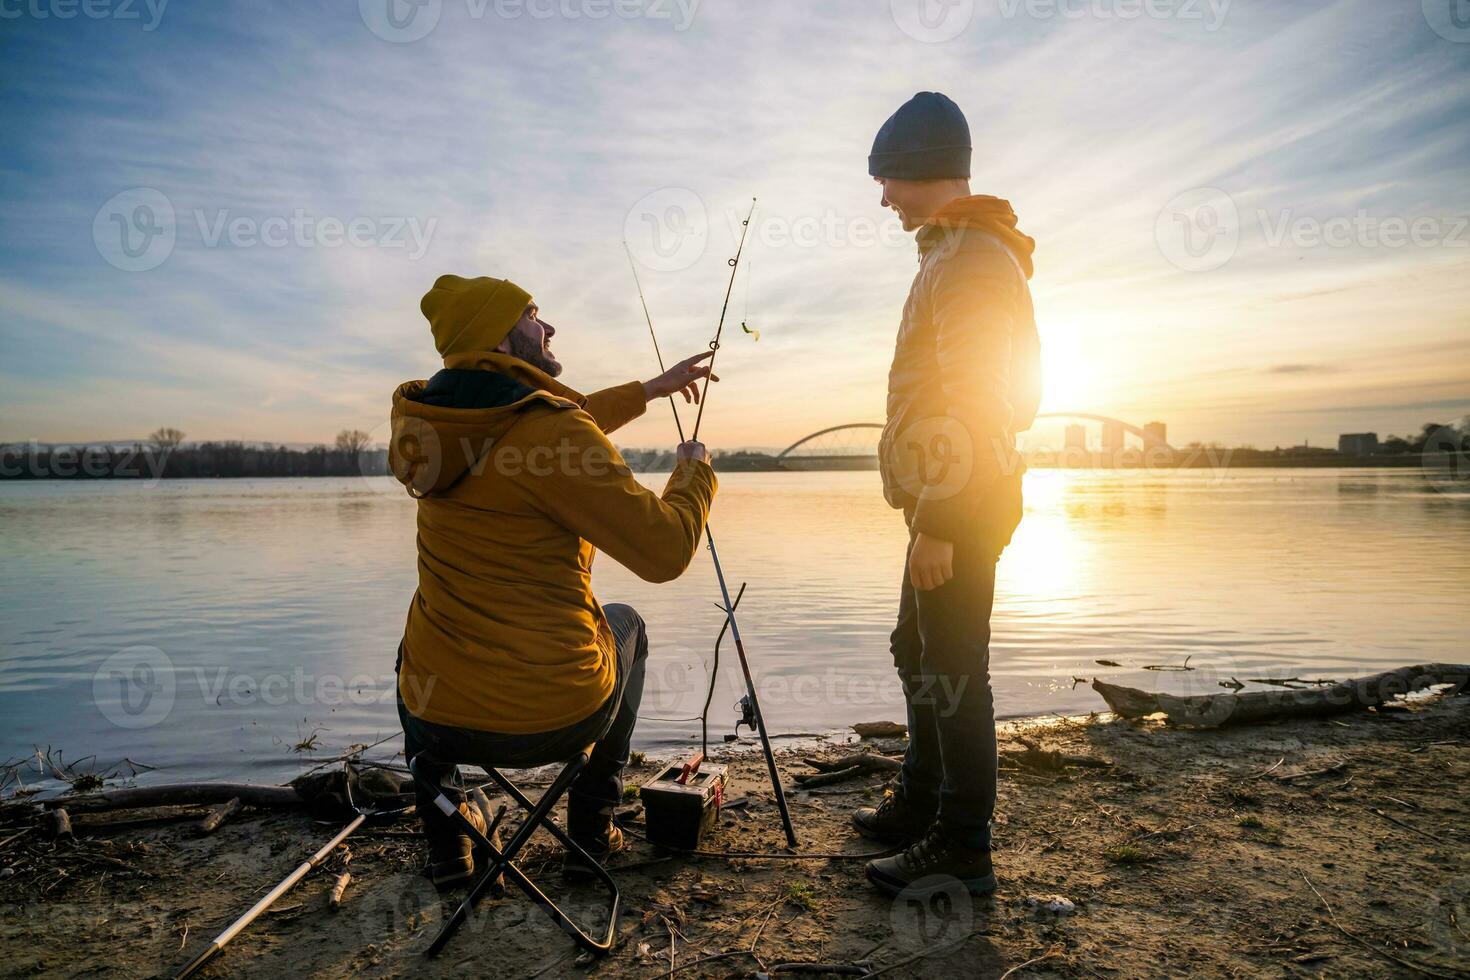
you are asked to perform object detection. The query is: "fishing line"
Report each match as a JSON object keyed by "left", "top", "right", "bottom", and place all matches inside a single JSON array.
[{"left": 623, "top": 216, "right": 798, "bottom": 848}]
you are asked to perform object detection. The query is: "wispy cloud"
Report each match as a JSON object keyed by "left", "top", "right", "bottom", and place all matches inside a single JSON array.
[{"left": 1, "top": 0, "right": 1466, "bottom": 448}]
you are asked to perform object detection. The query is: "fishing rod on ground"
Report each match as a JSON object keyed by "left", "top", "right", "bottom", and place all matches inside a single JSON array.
[
  {"left": 172, "top": 761, "right": 416, "bottom": 979},
  {"left": 623, "top": 198, "right": 798, "bottom": 849}
]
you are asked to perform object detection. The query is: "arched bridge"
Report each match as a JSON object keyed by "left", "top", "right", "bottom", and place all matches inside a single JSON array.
[{"left": 775, "top": 414, "right": 1173, "bottom": 464}]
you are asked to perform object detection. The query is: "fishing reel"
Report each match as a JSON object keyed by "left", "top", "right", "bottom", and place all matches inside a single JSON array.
[{"left": 727, "top": 694, "right": 758, "bottom": 741}]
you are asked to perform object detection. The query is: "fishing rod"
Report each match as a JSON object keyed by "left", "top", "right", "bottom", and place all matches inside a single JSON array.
[
  {"left": 623, "top": 214, "right": 798, "bottom": 849},
  {"left": 174, "top": 762, "right": 414, "bottom": 978},
  {"left": 690, "top": 197, "right": 756, "bottom": 443}
]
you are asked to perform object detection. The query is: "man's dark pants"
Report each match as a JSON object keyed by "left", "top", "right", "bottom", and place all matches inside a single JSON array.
[
  {"left": 892, "top": 482, "right": 1020, "bottom": 852},
  {"left": 398, "top": 603, "right": 649, "bottom": 841}
]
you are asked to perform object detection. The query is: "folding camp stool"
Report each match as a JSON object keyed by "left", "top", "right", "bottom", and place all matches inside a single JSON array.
[{"left": 409, "top": 746, "right": 621, "bottom": 957}]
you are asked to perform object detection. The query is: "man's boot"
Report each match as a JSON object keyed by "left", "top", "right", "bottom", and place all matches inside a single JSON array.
[
  {"left": 422, "top": 789, "right": 492, "bottom": 890},
  {"left": 865, "top": 825, "right": 997, "bottom": 897},
  {"left": 563, "top": 797, "right": 627, "bottom": 879},
  {"left": 852, "top": 789, "right": 934, "bottom": 845}
]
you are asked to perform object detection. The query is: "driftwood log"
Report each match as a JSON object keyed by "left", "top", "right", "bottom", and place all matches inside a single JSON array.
[
  {"left": 45, "top": 808, "right": 73, "bottom": 840},
  {"left": 199, "top": 797, "right": 243, "bottom": 834},
  {"left": 40, "top": 783, "right": 303, "bottom": 813},
  {"left": 852, "top": 721, "right": 907, "bottom": 739},
  {"left": 795, "top": 754, "right": 901, "bottom": 788},
  {"left": 1093, "top": 663, "right": 1470, "bottom": 728},
  {"left": 70, "top": 804, "right": 214, "bottom": 832}
]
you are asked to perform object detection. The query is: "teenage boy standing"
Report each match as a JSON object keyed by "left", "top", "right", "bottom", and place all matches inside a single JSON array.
[{"left": 855, "top": 92, "right": 1042, "bottom": 897}]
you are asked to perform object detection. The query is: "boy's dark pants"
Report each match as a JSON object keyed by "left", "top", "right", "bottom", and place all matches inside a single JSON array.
[
  {"left": 398, "top": 602, "right": 649, "bottom": 841},
  {"left": 891, "top": 516, "right": 1007, "bottom": 852}
]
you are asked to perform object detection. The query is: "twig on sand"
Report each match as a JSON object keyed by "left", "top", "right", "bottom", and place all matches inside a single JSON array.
[
  {"left": 520, "top": 949, "right": 575, "bottom": 979},
  {"left": 858, "top": 933, "right": 979, "bottom": 979},
  {"left": 997, "top": 944, "right": 1066, "bottom": 980},
  {"left": 1298, "top": 872, "right": 1455, "bottom": 978},
  {"left": 748, "top": 900, "right": 779, "bottom": 954},
  {"left": 1142, "top": 656, "right": 1194, "bottom": 672},
  {"left": 1370, "top": 807, "right": 1447, "bottom": 845},
  {"left": 1276, "top": 762, "right": 1347, "bottom": 782},
  {"left": 1247, "top": 757, "right": 1285, "bottom": 780},
  {"left": 771, "top": 964, "right": 865, "bottom": 975},
  {"left": 658, "top": 949, "right": 766, "bottom": 978}
]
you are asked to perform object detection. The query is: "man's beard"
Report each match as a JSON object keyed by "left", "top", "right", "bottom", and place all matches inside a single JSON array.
[{"left": 504, "top": 329, "right": 562, "bottom": 377}]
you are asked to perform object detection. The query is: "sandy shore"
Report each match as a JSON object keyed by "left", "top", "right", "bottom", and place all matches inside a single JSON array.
[{"left": 2, "top": 692, "right": 1467, "bottom": 978}]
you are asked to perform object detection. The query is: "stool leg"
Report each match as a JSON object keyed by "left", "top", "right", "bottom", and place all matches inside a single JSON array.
[{"left": 411, "top": 754, "right": 621, "bottom": 958}]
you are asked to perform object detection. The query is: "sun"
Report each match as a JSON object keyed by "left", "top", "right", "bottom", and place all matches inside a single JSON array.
[{"left": 1038, "top": 334, "right": 1103, "bottom": 413}]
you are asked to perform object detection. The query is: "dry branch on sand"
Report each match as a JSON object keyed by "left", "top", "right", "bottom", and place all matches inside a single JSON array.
[{"left": 1092, "top": 663, "right": 1470, "bottom": 728}]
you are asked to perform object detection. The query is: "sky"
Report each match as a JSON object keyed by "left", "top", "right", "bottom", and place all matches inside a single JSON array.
[{"left": 1, "top": 0, "right": 1467, "bottom": 452}]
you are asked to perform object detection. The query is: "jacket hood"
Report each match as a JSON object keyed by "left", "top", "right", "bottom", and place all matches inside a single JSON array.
[
  {"left": 924, "top": 195, "right": 1036, "bottom": 279},
  {"left": 389, "top": 350, "right": 582, "bottom": 497}
]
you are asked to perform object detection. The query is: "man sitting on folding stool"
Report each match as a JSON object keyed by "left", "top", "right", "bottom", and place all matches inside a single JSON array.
[{"left": 390, "top": 273, "right": 719, "bottom": 888}]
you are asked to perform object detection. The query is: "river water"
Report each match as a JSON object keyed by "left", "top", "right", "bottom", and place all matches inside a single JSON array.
[{"left": 1, "top": 468, "right": 1465, "bottom": 787}]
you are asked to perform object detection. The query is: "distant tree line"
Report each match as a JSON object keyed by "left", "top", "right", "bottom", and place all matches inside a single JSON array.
[
  {"left": 1374, "top": 422, "right": 1469, "bottom": 455},
  {"left": 0, "top": 429, "right": 389, "bottom": 480}
]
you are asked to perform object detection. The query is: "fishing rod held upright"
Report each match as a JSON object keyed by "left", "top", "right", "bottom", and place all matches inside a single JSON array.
[
  {"left": 624, "top": 228, "right": 798, "bottom": 848},
  {"left": 690, "top": 197, "right": 756, "bottom": 444}
]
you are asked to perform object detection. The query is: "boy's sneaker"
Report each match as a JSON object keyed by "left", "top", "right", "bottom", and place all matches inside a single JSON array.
[
  {"left": 851, "top": 790, "right": 934, "bottom": 845},
  {"left": 865, "top": 825, "right": 997, "bottom": 897}
]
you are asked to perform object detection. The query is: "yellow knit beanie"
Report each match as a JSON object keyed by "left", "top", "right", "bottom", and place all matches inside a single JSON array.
[{"left": 421, "top": 274, "right": 533, "bottom": 359}]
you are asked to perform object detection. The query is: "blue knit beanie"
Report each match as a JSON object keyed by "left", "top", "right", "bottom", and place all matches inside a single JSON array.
[{"left": 868, "top": 92, "right": 971, "bottom": 180}]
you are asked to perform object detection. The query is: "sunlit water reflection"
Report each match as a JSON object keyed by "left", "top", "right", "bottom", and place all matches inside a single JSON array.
[{"left": 1, "top": 469, "right": 1465, "bottom": 786}]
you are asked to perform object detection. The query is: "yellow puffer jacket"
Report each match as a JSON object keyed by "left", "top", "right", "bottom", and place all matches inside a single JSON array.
[
  {"left": 878, "top": 195, "right": 1042, "bottom": 545},
  {"left": 390, "top": 351, "right": 716, "bottom": 734}
]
